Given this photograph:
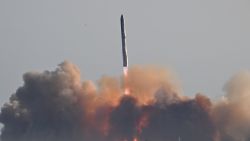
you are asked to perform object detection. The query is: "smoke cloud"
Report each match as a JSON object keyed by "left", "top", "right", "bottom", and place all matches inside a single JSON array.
[{"left": 0, "top": 61, "right": 250, "bottom": 141}]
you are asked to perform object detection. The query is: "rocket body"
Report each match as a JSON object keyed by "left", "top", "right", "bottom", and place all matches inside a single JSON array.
[
  {"left": 121, "top": 15, "right": 128, "bottom": 67},
  {"left": 121, "top": 14, "right": 130, "bottom": 95}
]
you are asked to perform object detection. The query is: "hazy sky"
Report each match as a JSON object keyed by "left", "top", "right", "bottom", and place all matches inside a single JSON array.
[{"left": 0, "top": 0, "right": 250, "bottom": 105}]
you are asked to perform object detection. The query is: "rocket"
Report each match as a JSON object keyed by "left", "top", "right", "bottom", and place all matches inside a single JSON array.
[
  {"left": 120, "top": 15, "right": 128, "bottom": 68},
  {"left": 120, "top": 14, "right": 130, "bottom": 95}
]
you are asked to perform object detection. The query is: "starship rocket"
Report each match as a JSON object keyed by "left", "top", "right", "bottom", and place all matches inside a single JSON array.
[
  {"left": 120, "top": 15, "right": 128, "bottom": 68},
  {"left": 121, "top": 14, "right": 130, "bottom": 95}
]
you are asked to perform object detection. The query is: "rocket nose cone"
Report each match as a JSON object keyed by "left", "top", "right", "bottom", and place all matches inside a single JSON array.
[{"left": 121, "top": 14, "right": 124, "bottom": 20}]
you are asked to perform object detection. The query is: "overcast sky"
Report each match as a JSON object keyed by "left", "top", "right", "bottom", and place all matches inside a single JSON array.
[{"left": 0, "top": 0, "right": 250, "bottom": 105}]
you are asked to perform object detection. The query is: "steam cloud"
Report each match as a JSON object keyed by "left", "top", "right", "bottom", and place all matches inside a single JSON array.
[{"left": 0, "top": 61, "right": 250, "bottom": 141}]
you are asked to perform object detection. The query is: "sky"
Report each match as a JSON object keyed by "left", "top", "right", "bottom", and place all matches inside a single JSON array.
[{"left": 0, "top": 0, "right": 250, "bottom": 105}]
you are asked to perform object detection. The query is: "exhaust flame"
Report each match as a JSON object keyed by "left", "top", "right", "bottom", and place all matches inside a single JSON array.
[
  {"left": 133, "top": 137, "right": 138, "bottom": 141},
  {"left": 123, "top": 67, "right": 130, "bottom": 95},
  {"left": 0, "top": 61, "right": 250, "bottom": 141},
  {"left": 124, "top": 88, "right": 130, "bottom": 95}
]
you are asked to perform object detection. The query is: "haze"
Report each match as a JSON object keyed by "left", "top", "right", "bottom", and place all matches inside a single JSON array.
[{"left": 0, "top": 0, "right": 250, "bottom": 106}]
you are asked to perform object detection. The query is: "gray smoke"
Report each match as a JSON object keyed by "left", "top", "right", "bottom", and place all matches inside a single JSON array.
[{"left": 0, "top": 61, "right": 250, "bottom": 141}]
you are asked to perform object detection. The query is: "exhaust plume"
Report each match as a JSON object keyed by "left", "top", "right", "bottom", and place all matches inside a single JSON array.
[{"left": 0, "top": 61, "right": 250, "bottom": 141}]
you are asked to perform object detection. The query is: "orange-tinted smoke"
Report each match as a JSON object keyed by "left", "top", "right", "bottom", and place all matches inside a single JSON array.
[{"left": 1, "top": 61, "right": 250, "bottom": 141}]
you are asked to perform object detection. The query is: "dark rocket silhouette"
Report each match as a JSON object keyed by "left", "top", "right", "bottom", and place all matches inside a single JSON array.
[{"left": 121, "top": 14, "right": 128, "bottom": 67}]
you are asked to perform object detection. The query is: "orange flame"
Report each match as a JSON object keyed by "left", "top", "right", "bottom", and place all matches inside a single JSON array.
[
  {"left": 123, "top": 67, "right": 130, "bottom": 95},
  {"left": 133, "top": 137, "right": 138, "bottom": 141},
  {"left": 124, "top": 87, "right": 130, "bottom": 95},
  {"left": 136, "top": 115, "right": 149, "bottom": 134}
]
